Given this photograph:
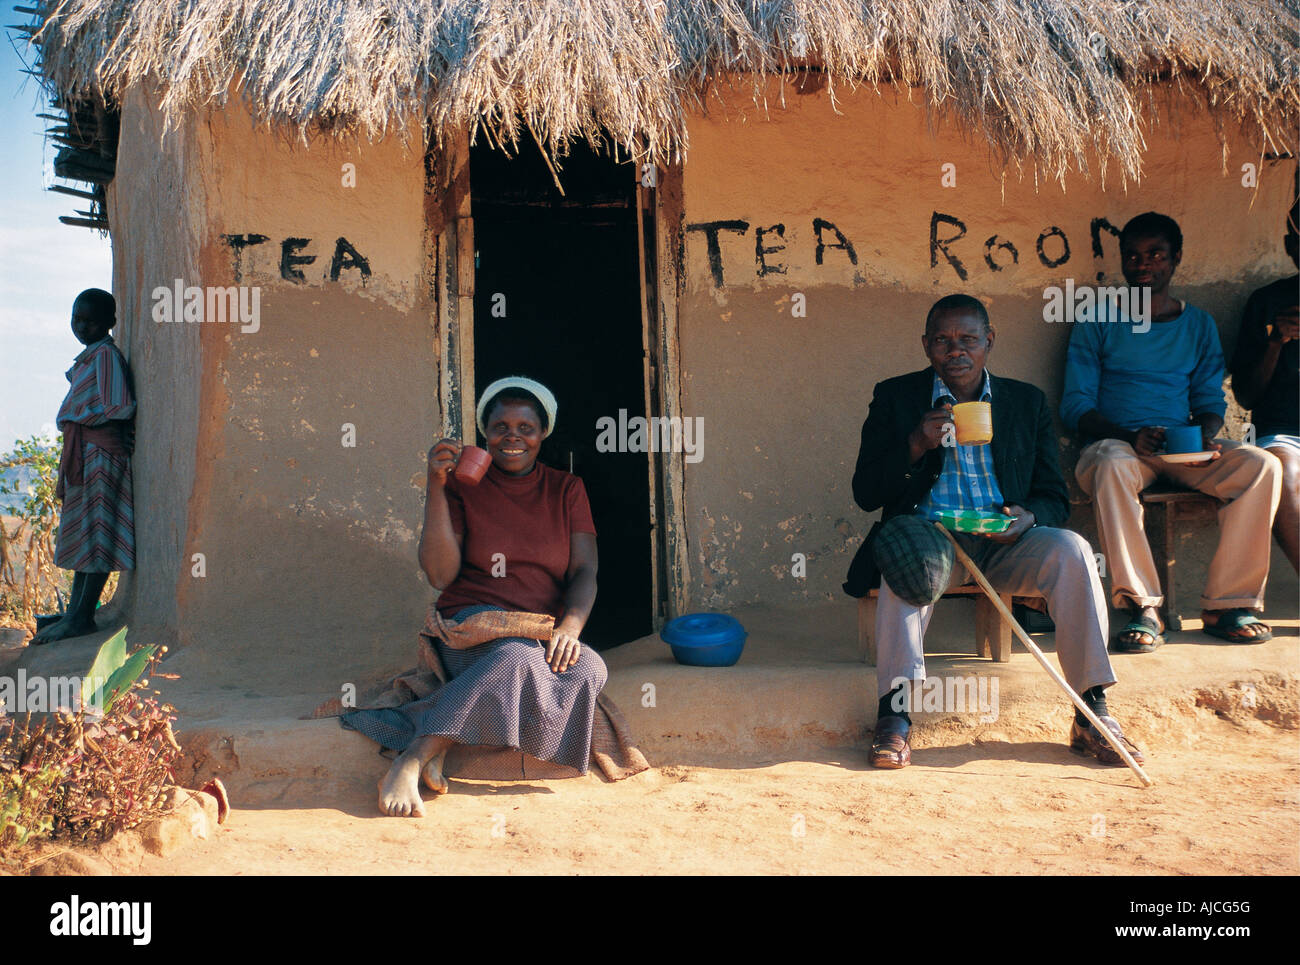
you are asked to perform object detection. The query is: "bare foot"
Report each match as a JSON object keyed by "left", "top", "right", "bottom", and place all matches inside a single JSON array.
[
  {"left": 30, "top": 616, "right": 95, "bottom": 646},
  {"left": 30, "top": 617, "right": 67, "bottom": 646},
  {"left": 421, "top": 748, "right": 449, "bottom": 795},
  {"left": 378, "top": 750, "right": 427, "bottom": 817}
]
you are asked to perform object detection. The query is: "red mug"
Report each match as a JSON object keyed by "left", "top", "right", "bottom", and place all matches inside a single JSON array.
[{"left": 454, "top": 445, "right": 492, "bottom": 485}]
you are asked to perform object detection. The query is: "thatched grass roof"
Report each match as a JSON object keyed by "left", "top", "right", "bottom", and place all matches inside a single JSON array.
[{"left": 24, "top": 0, "right": 1300, "bottom": 182}]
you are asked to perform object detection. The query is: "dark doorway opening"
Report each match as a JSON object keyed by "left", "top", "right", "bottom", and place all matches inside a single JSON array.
[{"left": 470, "top": 137, "right": 653, "bottom": 649}]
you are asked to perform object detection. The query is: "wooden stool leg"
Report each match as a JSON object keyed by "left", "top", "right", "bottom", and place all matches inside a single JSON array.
[
  {"left": 975, "top": 595, "right": 993, "bottom": 659},
  {"left": 994, "top": 593, "right": 1013, "bottom": 661},
  {"left": 858, "top": 595, "right": 878, "bottom": 665},
  {"left": 1144, "top": 500, "right": 1182, "bottom": 632},
  {"left": 1164, "top": 506, "right": 1182, "bottom": 632},
  {"left": 976, "top": 593, "right": 1014, "bottom": 662}
]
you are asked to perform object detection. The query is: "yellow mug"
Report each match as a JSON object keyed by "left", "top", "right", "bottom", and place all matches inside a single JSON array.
[{"left": 952, "top": 401, "right": 993, "bottom": 446}]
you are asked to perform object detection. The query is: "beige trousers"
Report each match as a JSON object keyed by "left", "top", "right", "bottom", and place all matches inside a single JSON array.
[{"left": 1075, "top": 439, "right": 1282, "bottom": 611}]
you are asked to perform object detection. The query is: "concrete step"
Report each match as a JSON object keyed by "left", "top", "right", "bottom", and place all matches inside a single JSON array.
[
  {"left": 181, "top": 622, "right": 1300, "bottom": 805},
  {"left": 10, "top": 604, "right": 1298, "bottom": 807}
]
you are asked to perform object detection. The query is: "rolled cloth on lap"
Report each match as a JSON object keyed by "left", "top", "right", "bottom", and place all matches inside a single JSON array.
[
  {"left": 872, "top": 515, "right": 955, "bottom": 606},
  {"left": 427, "top": 607, "right": 555, "bottom": 650}
]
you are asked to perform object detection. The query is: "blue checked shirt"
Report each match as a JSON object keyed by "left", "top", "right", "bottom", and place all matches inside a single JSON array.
[{"left": 914, "top": 371, "right": 1005, "bottom": 519}]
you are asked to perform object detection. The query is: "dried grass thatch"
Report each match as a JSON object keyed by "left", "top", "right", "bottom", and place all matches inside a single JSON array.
[{"left": 22, "top": 0, "right": 1300, "bottom": 182}]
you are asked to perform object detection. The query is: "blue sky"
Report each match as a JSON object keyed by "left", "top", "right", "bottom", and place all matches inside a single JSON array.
[{"left": 1, "top": 26, "right": 113, "bottom": 452}]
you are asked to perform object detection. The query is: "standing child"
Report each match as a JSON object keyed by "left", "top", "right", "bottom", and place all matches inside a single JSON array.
[{"left": 31, "top": 289, "right": 136, "bottom": 645}]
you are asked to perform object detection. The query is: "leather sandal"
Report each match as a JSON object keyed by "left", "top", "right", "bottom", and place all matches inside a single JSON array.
[
  {"left": 1069, "top": 714, "right": 1145, "bottom": 766},
  {"left": 870, "top": 715, "right": 912, "bottom": 769},
  {"left": 1111, "top": 612, "right": 1165, "bottom": 653},
  {"left": 1202, "top": 608, "right": 1272, "bottom": 643}
]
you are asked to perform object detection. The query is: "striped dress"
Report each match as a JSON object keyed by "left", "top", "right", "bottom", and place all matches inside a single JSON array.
[{"left": 54, "top": 336, "right": 136, "bottom": 572}]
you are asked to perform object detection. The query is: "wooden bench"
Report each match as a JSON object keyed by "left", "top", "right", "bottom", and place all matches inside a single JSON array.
[
  {"left": 1139, "top": 485, "right": 1221, "bottom": 631},
  {"left": 857, "top": 584, "right": 1013, "bottom": 665}
]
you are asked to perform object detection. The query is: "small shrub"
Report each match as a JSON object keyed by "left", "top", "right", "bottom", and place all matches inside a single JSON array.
[
  {"left": 0, "top": 435, "right": 121, "bottom": 628},
  {"left": 0, "top": 633, "right": 180, "bottom": 866},
  {"left": 0, "top": 435, "right": 83, "bottom": 627}
]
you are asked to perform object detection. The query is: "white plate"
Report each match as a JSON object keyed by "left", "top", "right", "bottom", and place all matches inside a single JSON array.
[{"left": 1157, "top": 451, "right": 1220, "bottom": 464}]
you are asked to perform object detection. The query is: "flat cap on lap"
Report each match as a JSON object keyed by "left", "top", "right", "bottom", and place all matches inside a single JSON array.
[{"left": 871, "top": 515, "right": 955, "bottom": 606}]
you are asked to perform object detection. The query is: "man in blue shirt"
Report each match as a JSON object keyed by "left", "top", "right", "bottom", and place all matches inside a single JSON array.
[{"left": 1063, "top": 212, "right": 1282, "bottom": 651}]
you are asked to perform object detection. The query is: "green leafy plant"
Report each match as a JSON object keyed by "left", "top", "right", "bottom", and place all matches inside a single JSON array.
[{"left": 82, "top": 627, "right": 156, "bottom": 712}]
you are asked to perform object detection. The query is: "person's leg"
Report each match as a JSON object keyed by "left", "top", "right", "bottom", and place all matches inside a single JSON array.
[
  {"left": 1157, "top": 440, "right": 1282, "bottom": 638},
  {"left": 378, "top": 734, "right": 455, "bottom": 817},
  {"left": 1266, "top": 444, "right": 1299, "bottom": 573},
  {"left": 30, "top": 571, "right": 109, "bottom": 644},
  {"left": 29, "top": 573, "right": 82, "bottom": 644},
  {"left": 974, "top": 527, "right": 1142, "bottom": 765},
  {"left": 66, "top": 571, "right": 109, "bottom": 633},
  {"left": 870, "top": 579, "right": 941, "bottom": 768},
  {"left": 975, "top": 528, "right": 1115, "bottom": 695},
  {"left": 1074, "top": 439, "right": 1162, "bottom": 645},
  {"left": 874, "top": 577, "right": 937, "bottom": 705},
  {"left": 66, "top": 571, "right": 88, "bottom": 614}
]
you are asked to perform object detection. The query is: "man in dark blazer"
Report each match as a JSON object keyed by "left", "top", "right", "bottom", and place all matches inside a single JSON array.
[{"left": 844, "top": 294, "right": 1142, "bottom": 770}]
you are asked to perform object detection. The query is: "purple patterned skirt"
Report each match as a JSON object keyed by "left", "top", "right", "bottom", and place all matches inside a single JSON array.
[{"left": 341, "top": 604, "right": 608, "bottom": 773}]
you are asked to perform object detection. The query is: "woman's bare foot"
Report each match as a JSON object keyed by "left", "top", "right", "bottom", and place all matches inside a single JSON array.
[
  {"left": 377, "top": 736, "right": 452, "bottom": 816},
  {"left": 421, "top": 749, "right": 449, "bottom": 795},
  {"left": 378, "top": 750, "right": 428, "bottom": 817}
]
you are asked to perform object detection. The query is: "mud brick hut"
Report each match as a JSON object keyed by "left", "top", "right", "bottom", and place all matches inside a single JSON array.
[{"left": 23, "top": 1, "right": 1299, "bottom": 689}]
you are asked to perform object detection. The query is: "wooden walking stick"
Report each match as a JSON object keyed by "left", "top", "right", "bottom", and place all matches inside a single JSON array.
[{"left": 934, "top": 522, "right": 1155, "bottom": 788}]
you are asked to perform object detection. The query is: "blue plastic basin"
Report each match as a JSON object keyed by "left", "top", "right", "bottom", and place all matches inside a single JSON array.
[{"left": 660, "top": 612, "right": 747, "bottom": 667}]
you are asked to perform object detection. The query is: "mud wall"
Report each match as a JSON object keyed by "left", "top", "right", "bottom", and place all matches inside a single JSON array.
[
  {"left": 676, "top": 76, "right": 1298, "bottom": 615},
  {"left": 115, "top": 90, "right": 440, "bottom": 690},
  {"left": 107, "top": 84, "right": 206, "bottom": 647},
  {"left": 111, "top": 76, "right": 1295, "bottom": 680}
]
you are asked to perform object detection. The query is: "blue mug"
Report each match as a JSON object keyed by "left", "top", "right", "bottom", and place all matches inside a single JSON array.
[{"left": 1164, "top": 425, "right": 1204, "bottom": 455}]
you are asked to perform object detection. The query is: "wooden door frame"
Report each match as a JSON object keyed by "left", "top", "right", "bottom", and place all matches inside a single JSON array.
[
  {"left": 430, "top": 129, "right": 477, "bottom": 443},
  {"left": 430, "top": 132, "right": 689, "bottom": 629},
  {"left": 637, "top": 158, "right": 690, "bottom": 624}
]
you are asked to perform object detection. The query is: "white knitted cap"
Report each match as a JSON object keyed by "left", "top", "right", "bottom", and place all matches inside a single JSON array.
[{"left": 476, "top": 376, "right": 558, "bottom": 439}]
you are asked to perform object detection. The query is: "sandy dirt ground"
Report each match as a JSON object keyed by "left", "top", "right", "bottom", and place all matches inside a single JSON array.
[
  {"left": 7, "top": 604, "right": 1298, "bottom": 876},
  {"left": 72, "top": 694, "right": 1297, "bottom": 876}
]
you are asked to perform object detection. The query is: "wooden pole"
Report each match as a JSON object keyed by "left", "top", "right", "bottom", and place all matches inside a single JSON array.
[{"left": 935, "top": 523, "right": 1155, "bottom": 787}]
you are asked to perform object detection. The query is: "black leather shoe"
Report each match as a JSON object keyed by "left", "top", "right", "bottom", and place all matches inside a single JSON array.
[{"left": 870, "top": 715, "right": 912, "bottom": 769}]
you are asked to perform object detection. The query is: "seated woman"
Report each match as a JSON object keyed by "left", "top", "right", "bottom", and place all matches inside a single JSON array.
[{"left": 343, "top": 377, "right": 606, "bottom": 817}]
